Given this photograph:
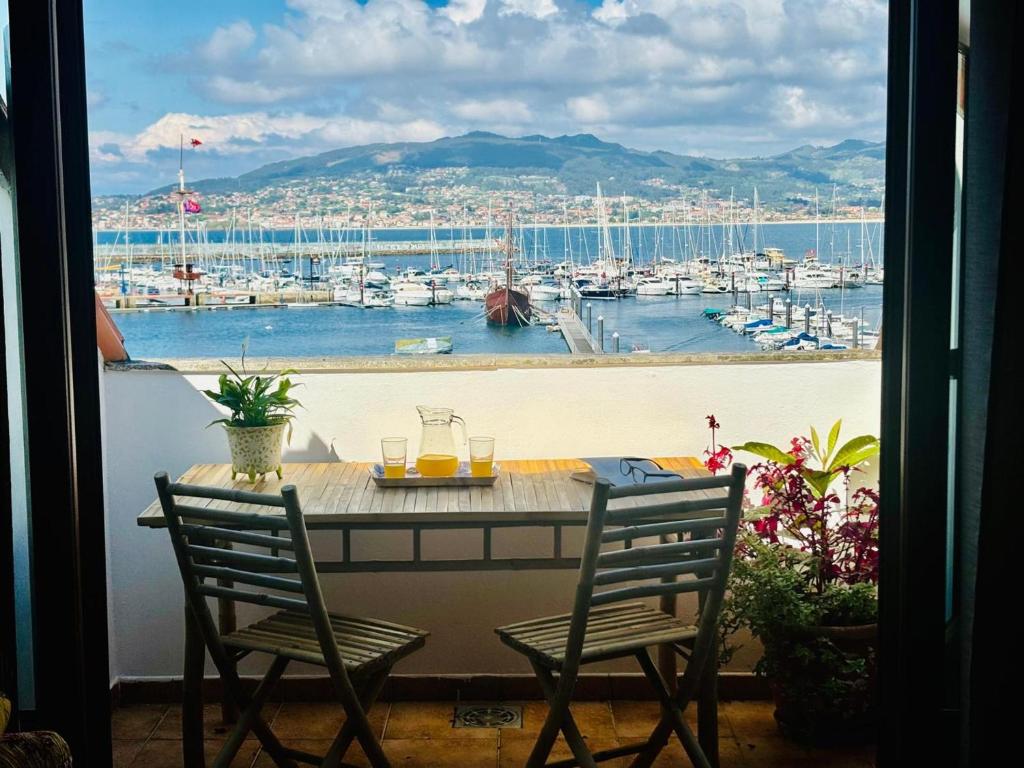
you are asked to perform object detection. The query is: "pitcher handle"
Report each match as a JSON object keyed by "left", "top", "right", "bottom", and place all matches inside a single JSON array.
[{"left": 451, "top": 415, "right": 468, "bottom": 444}]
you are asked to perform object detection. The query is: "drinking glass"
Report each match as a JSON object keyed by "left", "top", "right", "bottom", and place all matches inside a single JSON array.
[
  {"left": 381, "top": 437, "right": 407, "bottom": 479},
  {"left": 469, "top": 436, "right": 495, "bottom": 477}
]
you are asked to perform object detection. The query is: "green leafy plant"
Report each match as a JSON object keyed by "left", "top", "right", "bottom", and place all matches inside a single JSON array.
[
  {"left": 734, "top": 419, "right": 879, "bottom": 499},
  {"left": 202, "top": 344, "right": 300, "bottom": 434},
  {"left": 719, "top": 535, "right": 877, "bottom": 743},
  {"left": 712, "top": 419, "right": 880, "bottom": 744}
]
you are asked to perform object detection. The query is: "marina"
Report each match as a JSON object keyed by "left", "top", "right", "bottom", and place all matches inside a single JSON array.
[{"left": 96, "top": 191, "right": 885, "bottom": 358}]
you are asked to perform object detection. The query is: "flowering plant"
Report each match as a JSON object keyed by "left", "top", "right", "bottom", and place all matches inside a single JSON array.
[
  {"left": 734, "top": 420, "right": 880, "bottom": 591},
  {"left": 710, "top": 418, "right": 880, "bottom": 744},
  {"left": 702, "top": 414, "right": 734, "bottom": 475}
]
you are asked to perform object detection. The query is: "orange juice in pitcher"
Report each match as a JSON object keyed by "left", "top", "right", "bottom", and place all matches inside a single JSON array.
[
  {"left": 415, "top": 406, "right": 467, "bottom": 477},
  {"left": 415, "top": 453, "right": 460, "bottom": 477}
]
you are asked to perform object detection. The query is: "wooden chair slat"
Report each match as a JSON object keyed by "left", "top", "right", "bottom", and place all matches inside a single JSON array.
[
  {"left": 593, "top": 557, "right": 720, "bottom": 587},
  {"left": 186, "top": 544, "right": 299, "bottom": 572},
  {"left": 604, "top": 498, "right": 729, "bottom": 525},
  {"left": 169, "top": 482, "right": 287, "bottom": 507},
  {"left": 191, "top": 564, "right": 305, "bottom": 594},
  {"left": 196, "top": 584, "right": 309, "bottom": 611},
  {"left": 601, "top": 516, "right": 726, "bottom": 544},
  {"left": 606, "top": 474, "right": 734, "bottom": 498},
  {"left": 179, "top": 524, "right": 296, "bottom": 551},
  {"left": 590, "top": 576, "right": 718, "bottom": 607},
  {"left": 172, "top": 504, "right": 291, "bottom": 530},
  {"left": 597, "top": 538, "right": 720, "bottom": 567}
]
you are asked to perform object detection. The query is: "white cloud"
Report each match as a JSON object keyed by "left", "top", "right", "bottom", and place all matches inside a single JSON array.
[
  {"left": 452, "top": 98, "right": 532, "bottom": 123},
  {"left": 499, "top": 0, "right": 559, "bottom": 20},
  {"left": 91, "top": 0, "right": 890, "bottom": 190},
  {"left": 89, "top": 110, "right": 446, "bottom": 165},
  {"left": 199, "top": 20, "right": 256, "bottom": 63},
  {"left": 566, "top": 95, "right": 611, "bottom": 123},
  {"left": 203, "top": 76, "right": 308, "bottom": 105},
  {"left": 442, "top": 0, "right": 488, "bottom": 24},
  {"left": 87, "top": 89, "right": 108, "bottom": 109}
]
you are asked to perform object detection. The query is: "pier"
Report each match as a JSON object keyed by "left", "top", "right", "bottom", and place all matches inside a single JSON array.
[{"left": 556, "top": 310, "right": 599, "bottom": 354}]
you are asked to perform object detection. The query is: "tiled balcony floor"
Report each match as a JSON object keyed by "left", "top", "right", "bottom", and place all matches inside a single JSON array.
[{"left": 111, "top": 700, "right": 875, "bottom": 767}]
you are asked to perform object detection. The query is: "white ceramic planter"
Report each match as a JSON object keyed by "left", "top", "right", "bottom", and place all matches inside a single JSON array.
[{"left": 223, "top": 422, "right": 288, "bottom": 482}]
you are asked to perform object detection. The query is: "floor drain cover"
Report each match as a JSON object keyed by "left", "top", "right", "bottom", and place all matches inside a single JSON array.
[{"left": 453, "top": 703, "right": 523, "bottom": 729}]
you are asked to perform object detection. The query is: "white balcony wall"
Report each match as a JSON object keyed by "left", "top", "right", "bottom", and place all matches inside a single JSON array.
[{"left": 102, "top": 357, "right": 880, "bottom": 683}]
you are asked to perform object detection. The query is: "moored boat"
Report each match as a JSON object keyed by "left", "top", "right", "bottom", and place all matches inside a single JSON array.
[{"left": 485, "top": 213, "right": 532, "bottom": 326}]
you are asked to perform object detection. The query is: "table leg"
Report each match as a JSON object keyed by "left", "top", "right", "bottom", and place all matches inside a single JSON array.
[
  {"left": 217, "top": 594, "right": 238, "bottom": 724},
  {"left": 657, "top": 591, "right": 678, "bottom": 694},
  {"left": 183, "top": 602, "right": 206, "bottom": 768},
  {"left": 216, "top": 541, "right": 239, "bottom": 725}
]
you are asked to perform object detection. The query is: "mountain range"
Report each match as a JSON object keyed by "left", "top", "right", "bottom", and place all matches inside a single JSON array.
[{"left": 150, "top": 131, "right": 885, "bottom": 207}]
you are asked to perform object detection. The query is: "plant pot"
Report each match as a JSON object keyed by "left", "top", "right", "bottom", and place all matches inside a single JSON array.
[
  {"left": 771, "top": 622, "right": 877, "bottom": 747},
  {"left": 223, "top": 423, "right": 287, "bottom": 482}
]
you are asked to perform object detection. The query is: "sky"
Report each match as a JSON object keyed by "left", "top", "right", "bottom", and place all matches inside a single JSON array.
[{"left": 83, "top": 0, "right": 889, "bottom": 194}]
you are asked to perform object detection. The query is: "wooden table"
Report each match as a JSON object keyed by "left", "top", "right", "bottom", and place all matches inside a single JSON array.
[{"left": 138, "top": 458, "right": 721, "bottom": 767}]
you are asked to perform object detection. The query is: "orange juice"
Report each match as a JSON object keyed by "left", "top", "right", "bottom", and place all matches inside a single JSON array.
[
  {"left": 416, "top": 454, "right": 459, "bottom": 477},
  {"left": 383, "top": 464, "right": 406, "bottom": 479},
  {"left": 470, "top": 459, "right": 493, "bottom": 477}
]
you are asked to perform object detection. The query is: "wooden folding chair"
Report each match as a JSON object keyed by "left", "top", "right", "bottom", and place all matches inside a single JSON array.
[
  {"left": 155, "top": 472, "right": 429, "bottom": 768},
  {"left": 495, "top": 463, "right": 746, "bottom": 768}
]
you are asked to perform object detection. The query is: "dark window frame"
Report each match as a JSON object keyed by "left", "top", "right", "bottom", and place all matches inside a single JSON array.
[{"left": 4, "top": 0, "right": 111, "bottom": 760}]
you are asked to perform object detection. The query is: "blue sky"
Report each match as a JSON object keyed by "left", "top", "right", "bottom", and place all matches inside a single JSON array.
[{"left": 84, "top": 0, "right": 889, "bottom": 194}]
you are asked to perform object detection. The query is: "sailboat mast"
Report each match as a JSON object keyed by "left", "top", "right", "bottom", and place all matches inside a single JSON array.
[{"left": 178, "top": 135, "right": 187, "bottom": 266}]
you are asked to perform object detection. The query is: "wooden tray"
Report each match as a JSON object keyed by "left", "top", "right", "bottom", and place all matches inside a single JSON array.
[{"left": 369, "top": 462, "right": 500, "bottom": 487}]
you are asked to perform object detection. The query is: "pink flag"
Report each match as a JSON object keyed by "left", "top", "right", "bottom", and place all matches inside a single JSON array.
[{"left": 183, "top": 199, "right": 201, "bottom": 214}]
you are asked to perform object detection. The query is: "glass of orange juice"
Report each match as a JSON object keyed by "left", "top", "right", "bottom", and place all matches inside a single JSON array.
[
  {"left": 381, "top": 437, "right": 407, "bottom": 479},
  {"left": 469, "top": 436, "right": 495, "bottom": 477}
]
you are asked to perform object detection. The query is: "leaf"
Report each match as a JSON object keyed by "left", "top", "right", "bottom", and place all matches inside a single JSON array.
[
  {"left": 801, "top": 468, "right": 835, "bottom": 498},
  {"left": 741, "top": 505, "right": 775, "bottom": 521},
  {"left": 829, "top": 435, "right": 880, "bottom": 472},
  {"left": 732, "top": 441, "right": 797, "bottom": 465},
  {"left": 825, "top": 420, "right": 843, "bottom": 465},
  {"left": 810, "top": 426, "right": 821, "bottom": 463}
]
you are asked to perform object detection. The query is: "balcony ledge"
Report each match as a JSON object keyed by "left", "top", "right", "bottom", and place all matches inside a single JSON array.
[{"left": 107, "top": 348, "right": 881, "bottom": 375}]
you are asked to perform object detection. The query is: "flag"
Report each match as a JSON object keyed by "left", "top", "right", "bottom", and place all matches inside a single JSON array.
[
  {"left": 190, "top": 138, "right": 203, "bottom": 147},
  {"left": 183, "top": 199, "right": 201, "bottom": 214}
]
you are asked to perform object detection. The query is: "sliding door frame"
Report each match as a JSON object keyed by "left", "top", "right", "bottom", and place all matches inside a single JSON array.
[
  {"left": 6, "top": 0, "right": 111, "bottom": 762},
  {"left": 879, "top": 0, "right": 960, "bottom": 764}
]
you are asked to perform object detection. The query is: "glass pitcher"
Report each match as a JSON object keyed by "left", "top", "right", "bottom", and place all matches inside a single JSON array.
[{"left": 415, "top": 406, "right": 467, "bottom": 477}]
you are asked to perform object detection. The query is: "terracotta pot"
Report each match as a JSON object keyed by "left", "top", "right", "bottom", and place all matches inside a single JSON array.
[
  {"left": 771, "top": 622, "right": 878, "bottom": 747},
  {"left": 223, "top": 423, "right": 287, "bottom": 482}
]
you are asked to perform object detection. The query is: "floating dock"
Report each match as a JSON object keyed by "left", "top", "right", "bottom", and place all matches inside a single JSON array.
[{"left": 556, "top": 311, "right": 599, "bottom": 354}]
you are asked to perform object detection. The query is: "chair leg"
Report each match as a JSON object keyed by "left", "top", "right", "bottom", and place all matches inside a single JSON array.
[
  {"left": 529, "top": 660, "right": 598, "bottom": 768},
  {"left": 321, "top": 666, "right": 391, "bottom": 768},
  {"left": 323, "top": 666, "right": 392, "bottom": 768},
  {"left": 211, "top": 651, "right": 298, "bottom": 768},
  {"left": 698, "top": 656, "right": 719, "bottom": 768},
  {"left": 631, "top": 651, "right": 712, "bottom": 768},
  {"left": 212, "top": 655, "right": 290, "bottom": 768}
]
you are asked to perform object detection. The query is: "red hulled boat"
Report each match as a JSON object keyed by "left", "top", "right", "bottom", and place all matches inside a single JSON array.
[{"left": 485, "top": 212, "right": 532, "bottom": 326}]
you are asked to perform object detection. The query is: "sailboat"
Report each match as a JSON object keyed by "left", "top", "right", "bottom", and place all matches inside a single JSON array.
[
  {"left": 171, "top": 136, "right": 206, "bottom": 293},
  {"left": 485, "top": 211, "right": 532, "bottom": 326}
]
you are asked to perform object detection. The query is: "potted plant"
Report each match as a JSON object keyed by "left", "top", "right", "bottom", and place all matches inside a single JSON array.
[
  {"left": 706, "top": 417, "right": 880, "bottom": 746},
  {"left": 203, "top": 349, "right": 300, "bottom": 482}
]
